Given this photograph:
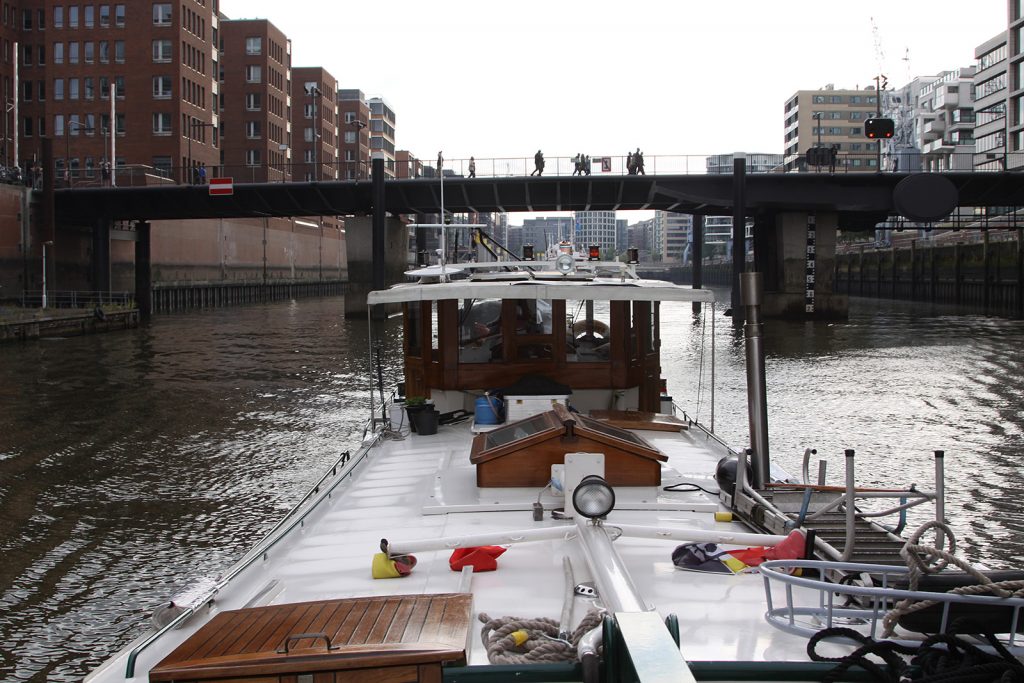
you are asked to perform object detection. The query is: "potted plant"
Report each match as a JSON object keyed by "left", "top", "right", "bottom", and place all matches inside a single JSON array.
[{"left": 405, "top": 396, "right": 438, "bottom": 436}]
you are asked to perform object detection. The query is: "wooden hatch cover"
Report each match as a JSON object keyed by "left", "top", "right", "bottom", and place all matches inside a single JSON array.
[
  {"left": 149, "top": 593, "right": 472, "bottom": 682},
  {"left": 470, "top": 403, "right": 667, "bottom": 487}
]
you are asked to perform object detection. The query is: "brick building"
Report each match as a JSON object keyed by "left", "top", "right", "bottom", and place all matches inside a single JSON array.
[{"left": 292, "top": 66, "right": 337, "bottom": 181}]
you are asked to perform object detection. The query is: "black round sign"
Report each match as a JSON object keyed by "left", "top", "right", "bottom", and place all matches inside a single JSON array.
[{"left": 892, "top": 174, "right": 958, "bottom": 222}]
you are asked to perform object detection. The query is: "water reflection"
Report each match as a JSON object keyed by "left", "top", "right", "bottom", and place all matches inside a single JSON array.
[{"left": 0, "top": 293, "right": 1021, "bottom": 680}]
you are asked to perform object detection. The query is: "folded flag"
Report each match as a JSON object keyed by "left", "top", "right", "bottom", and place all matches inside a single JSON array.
[
  {"left": 371, "top": 552, "right": 417, "bottom": 579},
  {"left": 672, "top": 530, "right": 806, "bottom": 575}
]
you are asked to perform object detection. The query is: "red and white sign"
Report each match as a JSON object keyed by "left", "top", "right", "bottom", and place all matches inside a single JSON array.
[{"left": 208, "top": 177, "right": 233, "bottom": 196}]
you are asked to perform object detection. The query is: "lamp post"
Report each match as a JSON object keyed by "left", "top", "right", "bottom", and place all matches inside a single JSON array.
[
  {"left": 42, "top": 240, "right": 53, "bottom": 308},
  {"left": 186, "top": 119, "right": 216, "bottom": 184},
  {"left": 65, "top": 120, "right": 94, "bottom": 187},
  {"left": 350, "top": 119, "right": 367, "bottom": 179},
  {"left": 306, "top": 86, "right": 322, "bottom": 181}
]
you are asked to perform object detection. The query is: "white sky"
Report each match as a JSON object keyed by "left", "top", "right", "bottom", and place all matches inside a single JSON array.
[{"left": 225, "top": 1, "right": 1007, "bottom": 222}]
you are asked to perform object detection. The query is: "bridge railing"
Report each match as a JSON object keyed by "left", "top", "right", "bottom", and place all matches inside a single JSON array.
[{"left": 52, "top": 151, "right": 1024, "bottom": 189}]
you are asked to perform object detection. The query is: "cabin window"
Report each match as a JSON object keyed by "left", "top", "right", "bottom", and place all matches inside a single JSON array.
[
  {"left": 514, "top": 299, "right": 553, "bottom": 360},
  {"left": 459, "top": 298, "right": 502, "bottom": 363},
  {"left": 406, "top": 303, "right": 422, "bottom": 357},
  {"left": 566, "top": 299, "right": 611, "bottom": 362}
]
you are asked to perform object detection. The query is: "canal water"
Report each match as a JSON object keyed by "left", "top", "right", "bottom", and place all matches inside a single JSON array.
[{"left": 0, "top": 294, "right": 1022, "bottom": 681}]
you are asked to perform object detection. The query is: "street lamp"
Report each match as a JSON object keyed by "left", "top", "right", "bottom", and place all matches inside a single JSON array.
[
  {"left": 65, "top": 120, "right": 94, "bottom": 187},
  {"left": 42, "top": 240, "right": 53, "bottom": 309},
  {"left": 350, "top": 119, "right": 366, "bottom": 179},
  {"left": 307, "top": 86, "right": 322, "bottom": 181},
  {"left": 186, "top": 119, "right": 216, "bottom": 184}
]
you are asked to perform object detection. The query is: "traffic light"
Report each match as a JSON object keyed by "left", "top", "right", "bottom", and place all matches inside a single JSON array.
[{"left": 865, "top": 118, "right": 894, "bottom": 139}]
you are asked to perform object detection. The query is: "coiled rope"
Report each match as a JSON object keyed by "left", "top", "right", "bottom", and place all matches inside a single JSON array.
[
  {"left": 882, "top": 521, "right": 1024, "bottom": 638},
  {"left": 479, "top": 610, "right": 603, "bottom": 664}
]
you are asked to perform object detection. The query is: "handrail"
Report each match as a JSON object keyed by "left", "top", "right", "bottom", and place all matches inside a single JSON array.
[{"left": 124, "top": 440, "right": 378, "bottom": 677}]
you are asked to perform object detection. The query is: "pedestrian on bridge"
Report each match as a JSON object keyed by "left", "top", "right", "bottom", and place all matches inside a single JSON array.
[
  {"left": 626, "top": 151, "right": 636, "bottom": 175},
  {"left": 572, "top": 153, "right": 582, "bottom": 176},
  {"left": 531, "top": 150, "right": 545, "bottom": 176},
  {"left": 635, "top": 148, "right": 646, "bottom": 175},
  {"left": 468, "top": 157, "right": 476, "bottom": 178}
]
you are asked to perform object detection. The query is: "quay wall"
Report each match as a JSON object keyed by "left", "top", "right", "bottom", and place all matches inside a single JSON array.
[
  {"left": 0, "top": 184, "right": 348, "bottom": 312},
  {"left": 834, "top": 235, "right": 1024, "bottom": 318}
]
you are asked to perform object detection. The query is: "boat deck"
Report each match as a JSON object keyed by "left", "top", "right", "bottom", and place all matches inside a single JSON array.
[{"left": 88, "top": 417, "right": 843, "bottom": 682}]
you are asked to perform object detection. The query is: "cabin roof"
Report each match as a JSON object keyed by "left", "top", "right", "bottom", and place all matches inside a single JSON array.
[{"left": 367, "top": 277, "right": 715, "bottom": 305}]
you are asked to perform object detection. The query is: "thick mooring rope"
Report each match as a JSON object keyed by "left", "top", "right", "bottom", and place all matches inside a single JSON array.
[
  {"left": 882, "top": 521, "right": 1024, "bottom": 638},
  {"left": 479, "top": 610, "right": 604, "bottom": 664}
]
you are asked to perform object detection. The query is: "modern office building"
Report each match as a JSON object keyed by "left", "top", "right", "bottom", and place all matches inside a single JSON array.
[
  {"left": 572, "top": 211, "right": 616, "bottom": 255},
  {"left": 706, "top": 153, "right": 783, "bottom": 174},
  {"left": 783, "top": 86, "right": 881, "bottom": 172},
  {"left": 654, "top": 211, "right": 693, "bottom": 263},
  {"left": 338, "top": 88, "right": 370, "bottom": 179},
  {"left": 292, "top": 66, "right": 338, "bottom": 181},
  {"left": 367, "top": 95, "right": 395, "bottom": 177},
  {"left": 973, "top": 31, "right": 1009, "bottom": 170},
  {"left": 220, "top": 18, "right": 290, "bottom": 183},
  {"left": 14, "top": 1, "right": 221, "bottom": 183},
  {"left": 521, "top": 216, "right": 572, "bottom": 253}
]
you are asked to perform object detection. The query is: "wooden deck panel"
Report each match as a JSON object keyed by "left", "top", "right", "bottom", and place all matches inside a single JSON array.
[{"left": 149, "top": 594, "right": 472, "bottom": 682}]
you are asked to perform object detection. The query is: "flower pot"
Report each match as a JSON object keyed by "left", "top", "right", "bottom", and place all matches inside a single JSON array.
[{"left": 410, "top": 407, "right": 439, "bottom": 436}]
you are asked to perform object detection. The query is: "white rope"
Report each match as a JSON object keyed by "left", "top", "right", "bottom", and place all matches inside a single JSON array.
[{"left": 479, "top": 610, "right": 604, "bottom": 664}]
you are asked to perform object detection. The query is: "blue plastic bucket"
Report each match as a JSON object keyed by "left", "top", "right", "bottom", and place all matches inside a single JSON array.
[{"left": 475, "top": 395, "right": 503, "bottom": 425}]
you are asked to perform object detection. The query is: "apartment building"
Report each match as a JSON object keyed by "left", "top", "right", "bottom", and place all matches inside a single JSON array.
[
  {"left": 914, "top": 68, "right": 977, "bottom": 171},
  {"left": 783, "top": 86, "right": 880, "bottom": 172},
  {"left": 573, "top": 211, "right": 616, "bottom": 254},
  {"left": 219, "top": 17, "right": 289, "bottom": 183},
  {"left": 292, "top": 66, "right": 337, "bottom": 181},
  {"left": 13, "top": 1, "right": 219, "bottom": 183},
  {"left": 395, "top": 149, "right": 420, "bottom": 178},
  {"left": 653, "top": 211, "right": 692, "bottom": 263},
  {"left": 337, "top": 88, "right": 369, "bottom": 179}
]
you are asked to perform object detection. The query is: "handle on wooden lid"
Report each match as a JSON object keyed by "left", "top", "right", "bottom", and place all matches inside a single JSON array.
[{"left": 277, "top": 632, "right": 337, "bottom": 655}]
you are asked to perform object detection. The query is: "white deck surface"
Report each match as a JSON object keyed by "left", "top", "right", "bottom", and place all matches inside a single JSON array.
[{"left": 88, "top": 418, "right": 836, "bottom": 682}]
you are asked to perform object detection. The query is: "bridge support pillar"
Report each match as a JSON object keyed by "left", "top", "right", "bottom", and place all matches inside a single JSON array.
[
  {"left": 134, "top": 221, "right": 152, "bottom": 320},
  {"left": 344, "top": 216, "right": 408, "bottom": 318},
  {"left": 92, "top": 218, "right": 111, "bottom": 292},
  {"left": 761, "top": 211, "right": 847, "bottom": 319}
]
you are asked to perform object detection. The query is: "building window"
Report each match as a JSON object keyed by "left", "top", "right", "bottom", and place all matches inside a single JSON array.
[
  {"left": 84, "top": 5, "right": 94, "bottom": 27},
  {"left": 68, "top": 5, "right": 78, "bottom": 27},
  {"left": 813, "top": 95, "right": 825, "bottom": 103},
  {"left": 100, "top": 76, "right": 109, "bottom": 98},
  {"left": 245, "top": 36, "right": 261, "bottom": 54},
  {"left": 344, "top": 111, "right": 355, "bottom": 124},
  {"left": 344, "top": 131, "right": 356, "bottom": 143},
  {"left": 22, "top": 44, "right": 32, "bottom": 66},
  {"left": 53, "top": 6, "right": 64, "bottom": 27},
  {"left": 99, "top": 40, "right": 108, "bottom": 62},
  {"left": 39, "top": 45, "right": 46, "bottom": 65},
  {"left": 245, "top": 93, "right": 261, "bottom": 110},
  {"left": 303, "top": 127, "right": 314, "bottom": 142},
  {"left": 114, "top": 4, "right": 125, "bottom": 26},
  {"left": 22, "top": 81, "right": 33, "bottom": 101},
  {"left": 84, "top": 77, "right": 93, "bottom": 99},
  {"left": 152, "top": 75, "right": 172, "bottom": 98},
  {"left": 54, "top": 78, "right": 64, "bottom": 100},
  {"left": 849, "top": 127, "right": 861, "bottom": 135},
  {"left": 99, "top": 4, "right": 109, "bottom": 26},
  {"left": 303, "top": 103, "right": 315, "bottom": 119},
  {"left": 152, "top": 39, "right": 171, "bottom": 62},
  {"left": 245, "top": 65, "right": 261, "bottom": 83},
  {"left": 245, "top": 149, "right": 261, "bottom": 166},
  {"left": 115, "top": 40, "right": 124, "bottom": 62},
  {"left": 152, "top": 156, "right": 172, "bottom": 173},
  {"left": 245, "top": 120, "right": 261, "bottom": 138},
  {"left": 54, "top": 114, "right": 64, "bottom": 136},
  {"left": 53, "top": 42, "right": 63, "bottom": 63},
  {"left": 153, "top": 3, "right": 171, "bottom": 25},
  {"left": 38, "top": 80, "right": 46, "bottom": 101},
  {"left": 115, "top": 76, "right": 125, "bottom": 97},
  {"left": 69, "top": 41, "right": 79, "bottom": 63},
  {"left": 153, "top": 112, "right": 172, "bottom": 135},
  {"left": 23, "top": 117, "right": 33, "bottom": 136},
  {"left": 69, "top": 78, "right": 79, "bottom": 99},
  {"left": 21, "top": 9, "right": 31, "bottom": 29}
]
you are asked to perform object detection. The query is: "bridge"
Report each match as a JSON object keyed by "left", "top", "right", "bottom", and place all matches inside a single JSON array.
[{"left": 39, "top": 155, "right": 1024, "bottom": 321}]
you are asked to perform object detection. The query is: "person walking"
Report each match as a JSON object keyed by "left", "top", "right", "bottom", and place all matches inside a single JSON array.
[
  {"left": 582, "top": 154, "right": 591, "bottom": 176},
  {"left": 468, "top": 156, "right": 476, "bottom": 178},
  {"left": 101, "top": 160, "right": 111, "bottom": 186},
  {"left": 198, "top": 163, "right": 207, "bottom": 184},
  {"left": 572, "top": 153, "right": 581, "bottom": 176},
  {"left": 635, "top": 148, "right": 646, "bottom": 175},
  {"left": 437, "top": 151, "right": 443, "bottom": 174},
  {"left": 626, "top": 150, "right": 636, "bottom": 175},
  {"left": 531, "top": 149, "right": 544, "bottom": 176}
]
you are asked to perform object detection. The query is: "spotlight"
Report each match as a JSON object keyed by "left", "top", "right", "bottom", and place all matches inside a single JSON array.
[
  {"left": 572, "top": 475, "right": 616, "bottom": 519},
  {"left": 555, "top": 253, "right": 575, "bottom": 275}
]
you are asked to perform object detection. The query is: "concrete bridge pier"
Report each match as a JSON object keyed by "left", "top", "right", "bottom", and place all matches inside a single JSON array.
[
  {"left": 758, "top": 211, "right": 848, "bottom": 319},
  {"left": 343, "top": 215, "right": 409, "bottom": 318},
  {"left": 92, "top": 218, "right": 111, "bottom": 292},
  {"left": 135, "top": 221, "right": 152, "bottom": 320}
]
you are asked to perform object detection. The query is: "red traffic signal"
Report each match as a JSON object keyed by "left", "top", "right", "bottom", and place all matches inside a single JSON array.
[{"left": 865, "top": 118, "right": 894, "bottom": 139}]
